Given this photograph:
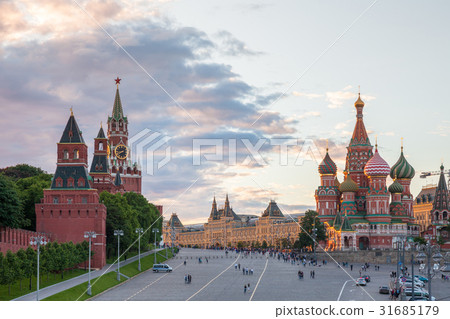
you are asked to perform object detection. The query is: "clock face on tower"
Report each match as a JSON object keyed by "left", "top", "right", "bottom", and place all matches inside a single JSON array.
[{"left": 115, "top": 144, "right": 128, "bottom": 160}]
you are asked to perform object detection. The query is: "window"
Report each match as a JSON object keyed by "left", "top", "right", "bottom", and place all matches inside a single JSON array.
[
  {"left": 99, "top": 142, "right": 103, "bottom": 150},
  {"left": 78, "top": 178, "right": 85, "bottom": 187},
  {"left": 63, "top": 150, "right": 69, "bottom": 159},
  {"left": 67, "top": 198, "right": 73, "bottom": 204},
  {"left": 53, "top": 197, "right": 59, "bottom": 204},
  {"left": 82, "top": 197, "right": 88, "bottom": 204},
  {"left": 74, "top": 149, "right": 79, "bottom": 159}
]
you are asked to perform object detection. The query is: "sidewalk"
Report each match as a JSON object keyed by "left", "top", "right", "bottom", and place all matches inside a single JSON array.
[{"left": 13, "top": 248, "right": 165, "bottom": 301}]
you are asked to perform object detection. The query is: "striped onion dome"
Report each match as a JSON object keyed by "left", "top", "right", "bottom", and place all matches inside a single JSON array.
[
  {"left": 339, "top": 174, "right": 359, "bottom": 193},
  {"left": 388, "top": 179, "right": 404, "bottom": 194},
  {"left": 390, "top": 150, "right": 415, "bottom": 179},
  {"left": 364, "top": 148, "right": 390, "bottom": 177},
  {"left": 318, "top": 151, "right": 337, "bottom": 175}
]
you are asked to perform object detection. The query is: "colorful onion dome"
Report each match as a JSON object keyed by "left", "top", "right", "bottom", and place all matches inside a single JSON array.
[
  {"left": 390, "top": 150, "right": 415, "bottom": 179},
  {"left": 318, "top": 151, "right": 337, "bottom": 175},
  {"left": 364, "top": 148, "right": 390, "bottom": 177},
  {"left": 388, "top": 179, "right": 404, "bottom": 194},
  {"left": 339, "top": 174, "right": 359, "bottom": 193},
  {"left": 354, "top": 93, "right": 365, "bottom": 107},
  {"left": 334, "top": 176, "right": 340, "bottom": 188}
]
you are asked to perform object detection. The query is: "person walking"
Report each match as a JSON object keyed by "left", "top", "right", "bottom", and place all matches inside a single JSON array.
[
  {"left": 350, "top": 264, "right": 353, "bottom": 271},
  {"left": 184, "top": 274, "right": 188, "bottom": 284},
  {"left": 184, "top": 260, "right": 187, "bottom": 266},
  {"left": 243, "top": 268, "right": 245, "bottom": 275},
  {"left": 238, "top": 263, "right": 241, "bottom": 270},
  {"left": 244, "top": 284, "right": 247, "bottom": 293}
]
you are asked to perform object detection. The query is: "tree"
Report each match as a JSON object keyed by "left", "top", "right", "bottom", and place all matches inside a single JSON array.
[
  {"left": 294, "top": 210, "right": 327, "bottom": 250},
  {"left": 24, "top": 247, "right": 36, "bottom": 289},
  {"left": 237, "top": 241, "right": 244, "bottom": 249},
  {"left": 3, "top": 251, "right": 19, "bottom": 295},
  {"left": 0, "top": 174, "right": 27, "bottom": 228},
  {"left": 261, "top": 240, "right": 268, "bottom": 249},
  {"left": 0, "top": 164, "right": 46, "bottom": 180},
  {"left": 413, "top": 237, "right": 427, "bottom": 245},
  {"left": 15, "top": 249, "right": 27, "bottom": 290},
  {"left": 15, "top": 174, "right": 52, "bottom": 230}
]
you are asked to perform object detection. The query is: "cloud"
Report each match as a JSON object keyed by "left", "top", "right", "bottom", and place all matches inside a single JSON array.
[
  {"left": 215, "top": 30, "right": 262, "bottom": 56},
  {"left": 325, "top": 86, "right": 375, "bottom": 109},
  {"left": 292, "top": 91, "right": 322, "bottom": 99}
]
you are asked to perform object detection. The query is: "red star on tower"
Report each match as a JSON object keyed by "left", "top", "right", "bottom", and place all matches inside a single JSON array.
[{"left": 115, "top": 77, "right": 121, "bottom": 85}]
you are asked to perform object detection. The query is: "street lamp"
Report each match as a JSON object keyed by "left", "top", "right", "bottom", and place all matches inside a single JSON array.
[
  {"left": 416, "top": 243, "right": 443, "bottom": 301},
  {"left": 152, "top": 228, "right": 160, "bottom": 265},
  {"left": 114, "top": 229, "right": 124, "bottom": 281},
  {"left": 84, "top": 231, "right": 97, "bottom": 295},
  {"left": 30, "top": 235, "right": 48, "bottom": 301},
  {"left": 311, "top": 221, "right": 317, "bottom": 262},
  {"left": 135, "top": 228, "right": 143, "bottom": 271}
]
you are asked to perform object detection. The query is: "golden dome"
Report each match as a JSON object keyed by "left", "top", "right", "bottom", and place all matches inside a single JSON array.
[{"left": 354, "top": 93, "right": 365, "bottom": 107}]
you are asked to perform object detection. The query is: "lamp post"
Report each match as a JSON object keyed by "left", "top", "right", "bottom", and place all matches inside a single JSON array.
[
  {"left": 135, "top": 228, "right": 143, "bottom": 271},
  {"left": 30, "top": 235, "right": 48, "bottom": 301},
  {"left": 416, "top": 243, "right": 443, "bottom": 301},
  {"left": 171, "top": 225, "right": 176, "bottom": 255},
  {"left": 152, "top": 228, "right": 160, "bottom": 265},
  {"left": 114, "top": 229, "right": 124, "bottom": 281},
  {"left": 83, "top": 231, "right": 97, "bottom": 295},
  {"left": 311, "top": 221, "right": 317, "bottom": 263}
]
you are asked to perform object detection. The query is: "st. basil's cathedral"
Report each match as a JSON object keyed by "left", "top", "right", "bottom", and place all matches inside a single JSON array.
[{"left": 315, "top": 94, "right": 420, "bottom": 251}]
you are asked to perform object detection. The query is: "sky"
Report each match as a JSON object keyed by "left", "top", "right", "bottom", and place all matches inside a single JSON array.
[{"left": 1, "top": 0, "right": 449, "bottom": 225}]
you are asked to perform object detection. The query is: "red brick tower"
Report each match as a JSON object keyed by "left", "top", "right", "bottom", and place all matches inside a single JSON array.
[
  {"left": 108, "top": 77, "right": 142, "bottom": 193},
  {"left": 315, "top": 148, "right": 340, "bottom": 223},
  {"left": 36, "top": 110, "right": 107, "bottom": 269},
  {"left": 90, "top": 125, "right": 113, "bottom": 193}
]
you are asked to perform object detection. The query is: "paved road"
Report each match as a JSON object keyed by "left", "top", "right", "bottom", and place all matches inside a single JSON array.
[
  {"left": 91, "top": 248, "right": 450, "bottom": 301},
  {"left": 13, "top": 248, "right": 164, "bottom": 301}
]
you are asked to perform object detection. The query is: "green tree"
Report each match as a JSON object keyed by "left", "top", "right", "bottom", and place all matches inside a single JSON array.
[
  {"left": 3, "top": 251, "right": 19, "bottom": 295},
  {"left": 0, "top": 164, "right": 46, "bottom": 180},
  {"left": 413, "top": 237, "right": 427, "bottom": 245},
  {"left": 15, "top": 174, "right": 52, "bottom": 230},
  {"left": 294, "top": 210, "right": 327, "bottom": 250},
  {"left": 24, "top": 247, "right": 36, "bottom": 289},
  {"left": 261, "top": 240, "right": 268, "bottom": 249},
  {"left": 237, "top": 241, "right": 244, "bottom": 249},
  {"left": 15, "top": 249, "right": 27, "bottom": 290},
  {"left": 0, "top": 174, "right": 27, "bottom": 228}
]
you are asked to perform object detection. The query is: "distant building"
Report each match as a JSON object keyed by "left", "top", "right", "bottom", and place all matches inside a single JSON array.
[
  {"left": 413, "top": 185, "right": 436, "bottom": 232},
  {"left": 163, "top": 196, "right": 301, "bottom": 248}
]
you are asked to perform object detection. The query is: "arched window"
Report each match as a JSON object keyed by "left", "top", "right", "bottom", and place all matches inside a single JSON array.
[
  {"left": 63, "top": 150, "right": 69, "bottom": 159},
  {"left": 74, "top": 149, "right": 79, "bottom": 159},
  {"left": 78, "top": 178, "right": 85, "bottom": 187},
  {"left": 99, "top": 142, "right": 103, "bottom": 150}
]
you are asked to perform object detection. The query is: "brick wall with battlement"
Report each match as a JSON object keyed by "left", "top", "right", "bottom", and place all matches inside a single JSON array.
[{"left": 0, "top": 226, "right": 51, "bottom": 254}]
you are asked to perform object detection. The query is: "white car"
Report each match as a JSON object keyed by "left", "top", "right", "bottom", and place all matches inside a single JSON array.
[
  {"left": 152, "top": 263, "right": 173, "bottom": 272},
  {"left": 356, "top": 278, "right": 367, "bottom": 286}
]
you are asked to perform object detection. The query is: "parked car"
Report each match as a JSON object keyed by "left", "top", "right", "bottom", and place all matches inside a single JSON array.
[
  {"left": 404, "top": 288, "right": 428, "bottom": 296},
  {"left": 356, "top": 278, "right": 367, "bottom": 286},
  {"left": 403, "top": 280, "right": 425, "bottom": 288},
  {"left": 414, "top": 275, "right": 428, "bottom": 283},
  {"left": 379, "top": 286, "right": 390, "bottom": 294},
  {"left": 362, "top": 275, "right": 371, "bottom": 283},
  {"left": 152, "top": 264, "right": 173, "bottom": 272}
]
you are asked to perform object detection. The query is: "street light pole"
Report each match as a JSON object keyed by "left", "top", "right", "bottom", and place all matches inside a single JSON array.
[
  {"left": 84, "top": 231, "right": 97, "bottom": 295},
  {"left": 152, "top": 228, "right": 160, "bottom": 265},
  {"left": 114, "top": 229, "right": 124, "bottom": 281},
  {"left": 312, "top": 220, "right": 317, "bottom": 262},
  {"left": 416, "top": 243, "right": 443, "bottom": 301},
  {"left": 135, "top": 228, "right": 143, "bottom": 271},
  {"left": 30, "top": 235, "right": 48, "bottom": 301}
]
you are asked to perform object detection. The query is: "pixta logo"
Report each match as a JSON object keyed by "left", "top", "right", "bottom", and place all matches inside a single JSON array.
[{"left": 129, "top": 129, "right": 171, "bottom": 176}]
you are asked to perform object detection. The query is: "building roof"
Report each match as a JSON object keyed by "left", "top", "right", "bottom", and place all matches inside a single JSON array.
[
  {"left": 364, "top": 148, "right": 390, "bottom": 177},
  {"left": 89, "top": 154, "right": 109, "bottom": 173},
  {"left": 59, "top": 113, "right": 85, "bottom": 143},
  {"left": 167, "top": 213, "right": 184, "bottom": 228},
  {"left": 318, "top": 151, "right": 337, "bottom": 175},
  {"left": 390, "top": 148, "right": 415, "bottom": 179},
  {"left": 433, "top": 164, "right": 449, "bottom": 211},
  {"left": 340, "top": 214, "right": 354, "bottom": 231},
  {"left": 388, "top": 179, "right": 404, "bottom": 194},
  {"left": 415, "top": 185, "right": 436, "bottom": 204},
  {"left": 51, "top": 166, "right": 91, "bottom": 189},
  {"left": 112, "top": 87, "right": 124, "bottom": 120},
  {"left": 339, "top": 174, "right": 359, "bottom": 193},
  {"left": 261, "top": 200, "right": 284, "bottom": 218},
  {"left": 96, "top": 126, "right": 106, "bottom": 139},
  {"left": 350, "top": 94, "right": 371, "bottom": 146}
]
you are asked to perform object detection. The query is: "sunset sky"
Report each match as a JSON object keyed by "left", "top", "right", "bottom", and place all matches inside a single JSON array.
[{"left": 1, "top": 0, "right": 449, "bottom": 224}]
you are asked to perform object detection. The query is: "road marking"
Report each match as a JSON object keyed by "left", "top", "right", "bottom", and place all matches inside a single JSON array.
[
  {"left": 186, "top": 253, "right": 241, "bottom": 301},
  {"left": 125, "top": 263, "right": 184, "bottom": 301},
  {"left": 249, "top": 257, "right": 269, "bottom": 301},
  {"left": 337, "top": 279, "right": 354, "bottom": 301}
]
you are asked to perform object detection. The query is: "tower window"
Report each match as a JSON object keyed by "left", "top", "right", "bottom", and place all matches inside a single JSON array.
[
  {"left": 82, "top": 197, "right": 88, "bottom": 204},
  {"left": 99, "top": 142, "right": 103, "bottom": 150},
  {"left": 78, "top": 178, "right": 85, "bottom": 187},
  {"left": 74, "top": 149, "right": 79, "bottom": 159},
  {"left": 53, "top": 197, "right": 59, "bottom": 204},
  {"left": 63, "top": 150, "right": 69, "bottom": 159},
  {"left": 67, "top": 198, "right": 73, "bottom": 204}
]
